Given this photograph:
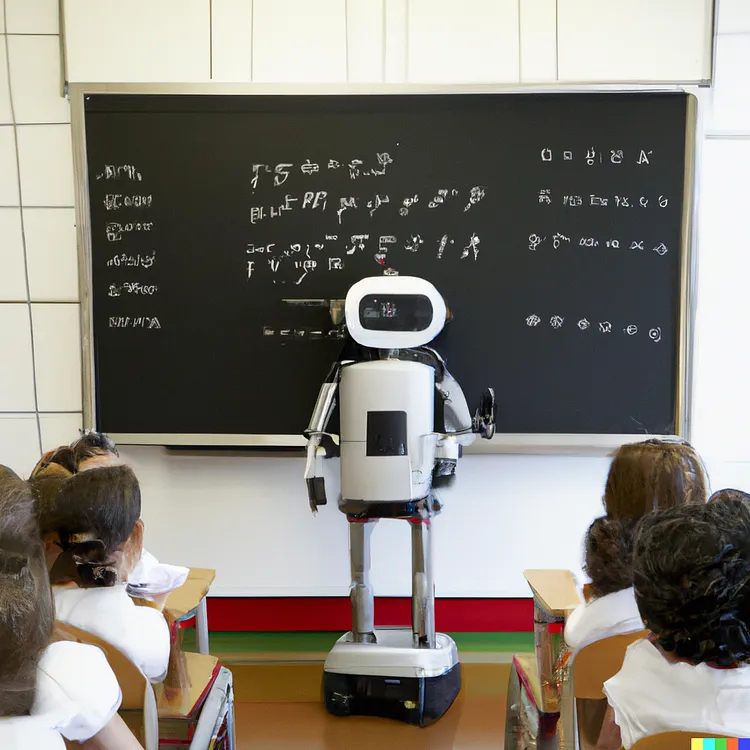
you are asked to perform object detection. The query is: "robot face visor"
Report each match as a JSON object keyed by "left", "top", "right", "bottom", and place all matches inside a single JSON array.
[{"left": 358, "top": 294, "right": 434, "bottom": 332}]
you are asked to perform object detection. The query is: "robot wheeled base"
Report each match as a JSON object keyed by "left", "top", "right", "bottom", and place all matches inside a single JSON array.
[{"left": 323, "top": 630, "right": 460, "bottom": 727}]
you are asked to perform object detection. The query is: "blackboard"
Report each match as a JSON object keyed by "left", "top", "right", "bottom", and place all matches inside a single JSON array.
[{"left": 80, "top": 91, "right": 695, "bottom": 443}]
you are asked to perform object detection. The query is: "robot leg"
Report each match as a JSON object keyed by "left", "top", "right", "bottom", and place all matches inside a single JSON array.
[
  {"left": 348, "top": 518, "right": 377, "bottom": 643},
  {"left": 410, "top": 515, "right": 436, "bottom": 649}
]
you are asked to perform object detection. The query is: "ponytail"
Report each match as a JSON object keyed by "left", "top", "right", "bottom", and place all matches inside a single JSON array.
[{"left": 58, "top": 534, "right": 119, "bottom": 588}]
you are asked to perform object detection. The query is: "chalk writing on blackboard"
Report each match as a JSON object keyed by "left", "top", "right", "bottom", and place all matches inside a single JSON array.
[
  {"left": 539, "top": 148, "right": 655, "bottom": 164},
  {"left": 108, "top": 282, "right": 158, "bottom": 297},
  {"left": 529, "top": 235, "right": 670, "bottom": 254},
  {"left": 525, "top": 317, "right": 661, "bottom": 340},
  {"left": 96, "top": 165, "right": 143, "bottom": 181},
  {"left": 109, "top": 316, "right": 161, "bottom": 329},
  {"left": 104, "top": 194, "right": 153, "bottom": 210},
  {"left": 106, "top": 221, "right": 154, "bottom": 242},
  {"left": 578, "top": 319, "right": 591, "bottom": 330},
  {"left": 625, "top": 325, "right": 638, "bottom": 335},
  {"left": 649, "top": 328, "right": 662, "bottom": 342},
  {"left": 106, "top": 252, "right": 156, "bottom": 268},
  {"left": 550, "top": 315, "right": 564, "bottom": 329}
]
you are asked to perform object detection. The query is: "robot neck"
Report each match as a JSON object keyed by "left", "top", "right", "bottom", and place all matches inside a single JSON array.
[{"left": 379, "top": 348, "right": 401, "bottom": 360}]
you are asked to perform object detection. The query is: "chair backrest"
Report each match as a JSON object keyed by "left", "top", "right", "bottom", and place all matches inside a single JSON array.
[
  {"left": 54, "top": 621, "right": 147, "bottom": 708},
  {"left": 54, "top": 621, "right": 159, "bottom": 750},
  {"left": 631, "top": 732, "right": 725, "bottom": 749},
  {"left": 572, "top": 630, "right": 649, "bottom": 699}
]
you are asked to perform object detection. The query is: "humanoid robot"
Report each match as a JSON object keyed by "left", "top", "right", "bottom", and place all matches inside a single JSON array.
[{"left": 303, "top": 275, "right": 496, "bottom": 727}]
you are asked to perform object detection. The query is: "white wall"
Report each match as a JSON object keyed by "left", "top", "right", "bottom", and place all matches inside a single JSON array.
[{"left": 1, "top": 1, "right": 748, "bottom": 598}]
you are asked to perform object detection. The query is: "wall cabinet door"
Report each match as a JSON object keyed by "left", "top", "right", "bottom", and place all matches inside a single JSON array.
[
  {"left": 556, "top": 0, "right": 714, "bottom": 84},
  {"left": 63, "top": 0, "right": 210, "bottom": 83}
]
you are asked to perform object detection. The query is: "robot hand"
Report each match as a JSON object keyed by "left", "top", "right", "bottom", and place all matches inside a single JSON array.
[
  {"left": 304, "top": 432, "right": 339, "bottom": 514},
  {"left": 432, "top": 437, "right": 459, "bottom": 489},
  {"left": 473, "top": 387, "right": 497, "bottom": 440}
]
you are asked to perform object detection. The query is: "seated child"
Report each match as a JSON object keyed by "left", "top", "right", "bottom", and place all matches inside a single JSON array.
[
  {"left": 37, "top": 464, "right": 170, "bottom": 683},
  {"left": 0, "top": 466, "right": 140, "bottom": 749},
  {"left": 32, "top": 432, "right": 187, "bottom": 597},
  {"left": 599, "top": 499, "right": 750, "bottom": 748},
  {"left": 565, "top": 438, "right": 707, "bottom": 648},
  {"left": 564, "top": 516, "right": 643, "bottom": 649}
]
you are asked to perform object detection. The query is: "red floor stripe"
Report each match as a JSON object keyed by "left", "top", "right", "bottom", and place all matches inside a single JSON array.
[{"left": 205, "top": 597, "right": 534, "bottom": 632}]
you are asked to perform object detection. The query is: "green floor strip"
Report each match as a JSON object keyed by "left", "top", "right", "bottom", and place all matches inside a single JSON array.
[{"left": 182, "top": 630, "right": 534, "bottom": 655}]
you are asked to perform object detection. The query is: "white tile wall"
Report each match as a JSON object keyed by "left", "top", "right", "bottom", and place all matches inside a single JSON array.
[
  {"left": 0, "top": 415, "right": 42, "bottom": 478},
  {"left": 0, "top": 38, "right": 11, "bottom": 123},
  {"left": 252, "top": 0, "right": 348, "bottom": 82},
  {"left": 39, "top": 411, "right": 83, "bottom": 453},
  {"left": 706, "top": 33, "right": 750, "bottom": 135},
  {"left": 5, "top": 0, "right": 59, "bottom": 35},
  {"left": 16, "top": 124, "right": 74, "bottom": 205},
  {"left": 210, "top": 0, "right": 253, "bottom": 82},
  {"left": 0, "top": 207, "right": 26, "bottom": 300},
  {"left": 1, "top": 15, "right": 80, "bottom": 474},
  {"left": 24, "top": 208, "right": 79, "bottom": 301},
  {"left": 0, "top": 125, "right": 20, "bottom": 205},
  {"left": 0, "top": 304, "right": 36, "bottom": 411},
  {"left": 7, "top": 35, "right": 68, "bottom": 124},
  {"left": 407, "top": 0, "right": 520, "bottom": 83},
  {"left": 717, "top": 0, "right": 750, "bottom": 34},
  {"left": 346, "top": 0, "right": 384, "bottom": 83},
  {"left": 31, "top": 303, "right": 82, "bottom": 412}
]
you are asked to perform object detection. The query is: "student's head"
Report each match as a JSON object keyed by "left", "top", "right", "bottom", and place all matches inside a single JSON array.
[
  {"left": 709, "top": 488, "right": 750, "bottom": 506},
  {"left": 583, "top": 515, "right": 638, "bottom": 599},
  {"left": 71, "top": 430, "right": 120, "bottom": 472},
  {"left": 0, "top": 466, "right": 54, "bottom": 716},
  {"left": 604, "top": 438, "right": 708, "bottom": 520},
  {"left": 37, "top": 465, "right": 142, "bottom": 587},
  {"left": 633, "top": 500, "right": 750, "bottom": 666}
]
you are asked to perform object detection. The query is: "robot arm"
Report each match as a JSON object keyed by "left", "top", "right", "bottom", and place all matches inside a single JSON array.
[{"left": 304, "top": 361, "right": 344, "bottom": 514}]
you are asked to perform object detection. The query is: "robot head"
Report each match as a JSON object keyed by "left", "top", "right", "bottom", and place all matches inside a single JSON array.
[{"left": 344, "top": 276, "right": 448, "bottom": 349}]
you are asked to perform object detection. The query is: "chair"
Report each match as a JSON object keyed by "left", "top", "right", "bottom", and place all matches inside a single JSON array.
[
  {"left": 55, "top": 621, "right": 159, "bottom": 750},
  {"left": 56, "top": 621, "right": 235, "bottom": 749},
  {"left": 630, "top": 732, "right": 725, "bottom": 749},
  {"left": 567, "top": 630, "right": 648, "bottom": 749}
]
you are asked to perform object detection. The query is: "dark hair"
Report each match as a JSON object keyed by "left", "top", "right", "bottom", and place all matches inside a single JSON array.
[
  {"left": 604, "top": 438, "right": 708, "bottom": 520},
  {"left": 633, "top": 499, "right": 750, "bottom": 666},
  {"left": 37, "top": 465, "right": 141, "bottom": 588},
  {"left": 710, "top": 488, "right": 750, "bottom": 505},
  {"left": 583, "top": 515, "right": 638, "bottom": 598},
  {"left": 0, "top": 466, "right": 54, "bottom": 715},
  {"left": 71, "top": 430, "right": 119, "bottom": 466},
  {"left": 31, "top": 446, "right": 77, "bottom": 478}
]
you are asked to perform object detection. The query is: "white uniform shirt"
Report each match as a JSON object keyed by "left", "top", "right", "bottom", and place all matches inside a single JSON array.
[
  {"left": 604, "top": 638, "right": 750, "bottom": 748},
  {"left": 0, "top": 640, "right": 121, "bottom": 749},
  {"left": 564, "top": 586, "right": 644, "bottom": 650},
  {"left": 54, "top": 583, "right": 170, "bottom": 682}
]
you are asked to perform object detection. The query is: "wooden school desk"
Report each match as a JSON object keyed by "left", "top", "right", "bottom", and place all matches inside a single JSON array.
[{"left": 164, "top": 568, "right": 216, "bottom": 654}]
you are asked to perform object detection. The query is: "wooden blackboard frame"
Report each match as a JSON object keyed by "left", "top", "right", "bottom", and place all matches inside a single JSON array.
[{"left": 69, "top": 83, "right": 698, "bottom": 455}]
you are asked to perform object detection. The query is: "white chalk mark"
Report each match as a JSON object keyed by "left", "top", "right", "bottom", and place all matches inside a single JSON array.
[
  {"left": 550, "top": 315, "right": 564, "bottom": 329},
  {"left": 625, "top": 325, "right": 638, "bottom": 335},
  {"left": 528, "top": 234, "right": 545, "bottom": 251},
  {"left": 599, "top": 321, "right": 612, "bottom": 333},
  {"left": 653, "top": 243, "right": 668, "bottom": 256},
  {"left": 649, "top": 327, "right": 662, "bottom": 343},
  {"left": 526, "top": 314, "right": 541, "bottom": 327},
  {"left": 578, "top": 319, "right": 590, "bottom": 330}
]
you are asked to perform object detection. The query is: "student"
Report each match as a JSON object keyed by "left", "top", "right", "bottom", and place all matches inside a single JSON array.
[
  {"left": 38, "top": 465, "right": 170, "bottom": 683},
  {"left": 565, "top": 438, "right": 708, "bottom": 649},
  {"left": 0, "top": 466, "right": 141, "bottom": 749},
  {"left": 564, "top": 516, "right": 643, "bottom": 649},
  {"left": 599, "top": 500, "right": 750, "bottom": 748},
  {"left": 31, "top": 433, "right": 188, "bottom": 598}
]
